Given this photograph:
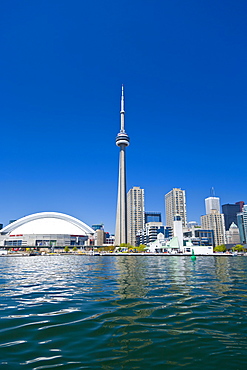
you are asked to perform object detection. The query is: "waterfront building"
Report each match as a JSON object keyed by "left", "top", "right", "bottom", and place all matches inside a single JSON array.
[
  {"left": 183, "top": 227, "right": 214, "bottom": 246},
  {"left": 165, "top": 188, "right": 187, "bottom": 228},
  {"left": 115, "top": 85, "right": 130, "bottom": 246},
  {"left": 127, "top": 186, "right": 145, "bottom": 246},
  {"left": 145, "top": 212, "right": 161, "bottom": 224},
  {"left": 226, "top": 222, "right": 240, "bottom": 244},
  {"left": 222, "top": 203, "right": 241, "bottom": 230},
  {"left": 0, "top": 212, "right": 95, "bottom": 248},
  {"left": 145, "top": 222, "right": 164, "bottom": 244},
  {"left": 136, "top": 222, "right": 164, "bottom": 245},
  {"left": 148, "top": 232, "right": 213, "bottom": 255},
  {"left": 136, "top": 224, "right": 172, "bottom": 246},
  {"left": 205, "top": 196, "right": 220, "bottom": 214},
  {"left": 201, "top": 210, "right": 226, "bottom": 246},
  {"left": 104, "top": 234, "right": 115, "bottom": 245}
]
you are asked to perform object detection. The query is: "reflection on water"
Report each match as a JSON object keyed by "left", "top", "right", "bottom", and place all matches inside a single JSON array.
[{"left": 0, "top": 255, "right": 247, "bottom": 369}]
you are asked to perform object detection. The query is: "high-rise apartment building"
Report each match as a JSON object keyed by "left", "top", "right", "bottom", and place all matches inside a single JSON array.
[
  {"left": 165, "top": 188, "right": 187, "bottom": 228},
  {"left": 205, "top": 197, "right": 220, "bottom": 214},
  {"left": 201, "top": 210, "right": 226, "bottom": 246},
  {"left": 127, "top": 186, "right": 145, "bottom": 246}
]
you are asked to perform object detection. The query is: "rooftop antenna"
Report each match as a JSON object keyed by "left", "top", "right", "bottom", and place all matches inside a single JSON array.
[{"left": 210, "top": 187, "right": 216, "bottom": 197}]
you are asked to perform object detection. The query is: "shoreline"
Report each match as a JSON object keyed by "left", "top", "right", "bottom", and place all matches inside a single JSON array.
[{"left": 1, "top": 252, "right": 245, "bottom": 257}]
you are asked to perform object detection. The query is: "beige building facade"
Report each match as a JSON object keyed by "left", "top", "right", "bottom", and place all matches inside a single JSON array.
[
  {"left": 201, "top": 210, "right": 226, "bottom": 246},
  {"left": 226, "top": 222, "right": 240, "bottom": 244},
  {"left": 127, "top": 186, "right": 145, "bottom": 246},
  {"left": 165, "top": 188, "right": 187, "bottom": 228}
]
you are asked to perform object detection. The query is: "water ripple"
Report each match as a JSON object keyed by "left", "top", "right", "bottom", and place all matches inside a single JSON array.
[{"left": 0, "top": 255, "right": 247, "bottom": 369}]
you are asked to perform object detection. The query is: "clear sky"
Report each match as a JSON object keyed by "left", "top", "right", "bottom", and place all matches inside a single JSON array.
[{"left": 1, "top": 0, "right": 246, "bottom": 233}]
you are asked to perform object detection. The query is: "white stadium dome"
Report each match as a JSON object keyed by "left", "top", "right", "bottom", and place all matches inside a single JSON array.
[{"left": 0, "top": 212, "right": 95, "bottom": 248}]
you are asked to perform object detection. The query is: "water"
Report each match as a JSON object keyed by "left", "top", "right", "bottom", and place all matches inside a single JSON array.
[{"left": 0, "top": 255, "right": 247, "bottom": 369}]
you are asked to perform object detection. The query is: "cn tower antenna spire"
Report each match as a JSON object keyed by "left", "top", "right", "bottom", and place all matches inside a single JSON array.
[{"left": 120, "top": 84, "right": 125, "bottom": 132}]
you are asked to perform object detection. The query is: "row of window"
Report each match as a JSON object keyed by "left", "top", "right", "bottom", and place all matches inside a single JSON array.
[{"left": 5, "top": 240, "right": 22, "bottom": 246}]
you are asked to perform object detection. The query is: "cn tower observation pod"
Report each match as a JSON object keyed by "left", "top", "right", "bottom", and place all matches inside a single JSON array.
[{"left": 0, "top": 212, "right": 95, "bottom": 248}]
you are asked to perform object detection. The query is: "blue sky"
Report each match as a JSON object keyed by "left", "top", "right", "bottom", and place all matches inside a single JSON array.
[{"left": 0, "top": 0, "right": 246, "bottom": 233}]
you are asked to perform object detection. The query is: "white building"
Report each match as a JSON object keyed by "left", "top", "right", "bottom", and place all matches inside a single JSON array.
[
  {"left": 145, "top": 221, "right": 163, "bottom": 244},
  {"left": 127, "top": 186, "right": 145, "bottom": 246},
  {"left": 165, "top": 188, "right": 187, "bottom": 228},
  {"left": 0, "top": 212, "right": 95, "bottom": 248},
  {"left": 226, "top": 222, "right": 240, "bottom": 244},
  {"left": 205, "top": 196, "right": 220, "bottom": 214},
  {"left": 148, "top": 233, "right": 213, "bottom": 255},
  {"left": 201, "top": 209, "right": 226, "bottom": 246},
  {"left": 173, "top": 215, "right": 183, "bottom": 248}
]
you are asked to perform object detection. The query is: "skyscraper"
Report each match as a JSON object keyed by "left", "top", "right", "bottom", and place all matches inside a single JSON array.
[
  {"left": 201, "top": 210, "right": 226, "bottom": 247},
  {"left": 235, "top": 201, "right": 244, "bottom": 212},
  {"left": 222, "top": 203, "right": 241, "bottom": 230},
  {"left": 127, "top": 186, "right": 145, "bottom": 246},
  {"left": 165, "top": 188, "right": 187, "bottom": 228},
  {"left": 115, "top": 86, "right": 130, "bottom": 245},
  {"left": 205, "top": 197, "right": 220, "bottom": 214},
  {"left": 237, "top": 204, "right": 247, "bottom": 244}
]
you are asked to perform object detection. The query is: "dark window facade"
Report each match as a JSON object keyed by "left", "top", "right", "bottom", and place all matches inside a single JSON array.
[
  {"left": 145, "top": 212, "right": 161, "bottom": 224},
  {"left": 222, "top": 204, "right": 241, "bottom": 230}
]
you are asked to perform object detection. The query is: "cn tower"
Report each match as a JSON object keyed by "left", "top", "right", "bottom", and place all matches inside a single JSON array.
[{"left": 115, "top": 85, "right": 130, "bottom": 245}]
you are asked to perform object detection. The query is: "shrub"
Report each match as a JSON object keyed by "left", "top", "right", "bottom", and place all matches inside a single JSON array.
[
  {"left": 214, "top": 244, "right": 226, "bottom": 252},
  {"left": 232, "top": 244, "right": 244, "bottom": 252}
]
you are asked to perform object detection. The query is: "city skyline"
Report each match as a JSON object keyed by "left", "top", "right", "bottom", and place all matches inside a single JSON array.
[{"left": 0, "top": 0, "right": 247, "bottom": 233}]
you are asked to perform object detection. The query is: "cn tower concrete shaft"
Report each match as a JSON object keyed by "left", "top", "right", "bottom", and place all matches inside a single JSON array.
[{"left": 115, "top": 86, "right": 130, "bottom": 246}]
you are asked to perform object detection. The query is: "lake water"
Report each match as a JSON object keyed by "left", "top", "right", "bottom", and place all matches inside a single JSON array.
[{"left": 0, "top": 255, "right": 247, "bottom": 369}]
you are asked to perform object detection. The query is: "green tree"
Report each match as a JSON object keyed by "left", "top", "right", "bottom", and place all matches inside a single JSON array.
[
  {"left": 232, "top": 244, "right": 244, "bottom": 252},
  {"left": 136, "top": 244, "right": 147, "bottom": 252},
  {"left": 98, "top": 245, "right": 115, "bottom": 252},
  {"left": 119, "top": 243, "right": 132, "bottom": 249},
  {"left": 214, "top": 244, "right": 226, "bottom": 252},
  {"left": 72, "top": 246, "right": 78, "bottom": 252},
  {"left": 64, "top": 246, "right": 70, "bottom": 253}
]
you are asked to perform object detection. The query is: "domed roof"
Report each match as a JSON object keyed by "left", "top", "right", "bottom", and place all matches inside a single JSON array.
[{"left": 1, "top": 212, "right": 95, "bottom": 236}]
